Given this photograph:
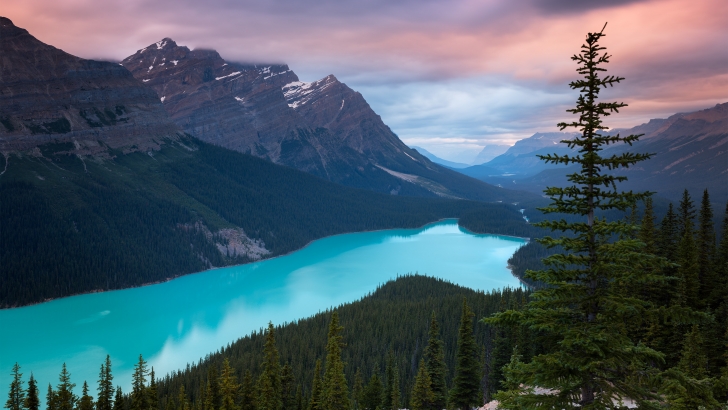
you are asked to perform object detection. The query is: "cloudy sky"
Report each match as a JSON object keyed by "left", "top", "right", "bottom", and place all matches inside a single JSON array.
[{"left": 4, "top": 0, "right": 727, "bottom": 162}]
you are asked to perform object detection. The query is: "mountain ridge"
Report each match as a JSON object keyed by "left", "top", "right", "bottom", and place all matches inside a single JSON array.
[
  {"left": 120, "top": 37, "right": 538, "bottom": 203},
  {"left": 0, "top": 17, "right": 180, "bottom": 154}
]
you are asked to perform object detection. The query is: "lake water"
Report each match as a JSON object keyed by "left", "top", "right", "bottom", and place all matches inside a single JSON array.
[{"left": 0, "top": 220, "right": 525, "bottom": 399}]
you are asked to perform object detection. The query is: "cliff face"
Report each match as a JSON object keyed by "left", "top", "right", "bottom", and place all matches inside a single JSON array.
[
  {"left": 122, "top": 39, "right": 532, "bottom": 202},
  {"left": 0, "top": 17, "right": 179, "bottom": 154}
]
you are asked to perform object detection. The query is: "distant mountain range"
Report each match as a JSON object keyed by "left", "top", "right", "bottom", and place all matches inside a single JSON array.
[
  {"left": 411, "top": 146, "right": 471, "bottom": 169},
  {"left": 411, "top": 145, "right": 510, "bottom": 168},
  {"left": 455, "top": 106, "right": 728, "bottom": 202}
]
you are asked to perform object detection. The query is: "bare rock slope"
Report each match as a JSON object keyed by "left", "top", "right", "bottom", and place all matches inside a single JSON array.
[{"left": 0, "top": 17, "right": 180, "bottom": 154}]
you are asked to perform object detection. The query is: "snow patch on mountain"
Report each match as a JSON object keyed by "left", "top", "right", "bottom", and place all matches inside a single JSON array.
[
  {"left": 282, "top": 76, "right": 337, "bottom": 109},
  {"left": 215, "top": 71, "right": 242, "bottom": 81}
]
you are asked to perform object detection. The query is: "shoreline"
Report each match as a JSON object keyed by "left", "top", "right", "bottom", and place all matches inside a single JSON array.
[{"left": 2, "top": 217, "right": 529, "bottom": 310}]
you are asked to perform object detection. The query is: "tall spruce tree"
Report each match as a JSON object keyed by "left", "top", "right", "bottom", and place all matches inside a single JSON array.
[
  {"left": 113, "top": 387, "right": 123, "bottom": 410},
  {"left": 177, "top": 386, "right": 190, "bottom": 410},
  {"left": 422, "top": 312, "right": 447, "bottom": 410},
  {"left": 240, "top": 371, "right": 256, "bottom": 410},
  {"left": 351, "top": 369, "right": 364, "bottom": 410},
  {"left": 131, "top": 355, "right": 148, "bottom": 410},
  {"left": 148, "top": 368, "right": 159, "bottom": 410},
  {"left": 388, "top": 367, "right": 399, "bottom": 410},
  {"left": 308, "top": 360, "right": 323, "bottom": 410},
  {"left": 697, "top": 190, "right": 717, "bottom": 308},
  {"left": 361, "top": 372, "right": 382, "bottom": 410},
  {"left": 484, "top": 24, "right": 671, "bottom": 408},
  {"left": 219, "top": 359, "right": 239, "bottom": 410},
  {"left": 25, "top": 374, "right": 39, "bottom": 410},
  {"left": 258, "top": 323, "right": 282, "bottom": 410},
  {"left": 97, "top": 356, "right": 114, "bottom": 410},
  {"left": 5, "top": 363, "right": 25, "bottom": 410},
  {"left": 677, "top": 190, "right": 700, "bottom": 309},
  {"left": 322, "top": 312, "right": 349, "bottom": 410},
  {"left": 280, "top": 363, "right": 296, "bottom": 410},
  {"left": 449, "top": 298, "right": 480, "bottom": 410},
  {"left": 382, "top": 352, "right": 394, "bottom": 410},
  {"left": 77, "top": 382, "right": 93, "bottom": 410},
  {"left": 46, "top": 385, "right": 56, "bottom": 410},
  {"left": 56, "top": 364, "right": 76, "bottom": 410},
  {"left": 410, "top": 359, "right": 435, "bottom": 410}
]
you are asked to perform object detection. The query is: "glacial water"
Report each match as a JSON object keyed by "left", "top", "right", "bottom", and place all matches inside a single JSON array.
[{"left": 0, "top": 220, "right": 526, "bottom": 398}]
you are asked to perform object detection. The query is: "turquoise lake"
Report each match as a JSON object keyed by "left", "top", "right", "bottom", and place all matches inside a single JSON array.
[{"left": 0, "top": 220, "right": 526, "bottom": 398}]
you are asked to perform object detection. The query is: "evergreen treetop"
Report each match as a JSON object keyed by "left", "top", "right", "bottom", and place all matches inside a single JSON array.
[
  {"left": 321, "top": 312, "right": 349, "bottom": 410},
  {"left": 5, "top": 363, "right": 25, "bottom": 410},
  {"left": 449, "top": 298, "right": 480, "bottom": 410},
  {"left": 484, "top": 23, "right": 673, "bottom": 408}
]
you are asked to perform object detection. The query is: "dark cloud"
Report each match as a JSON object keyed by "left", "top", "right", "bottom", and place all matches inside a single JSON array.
[{"left": 531, "top": 0, "right": 654, "bottom": 14}]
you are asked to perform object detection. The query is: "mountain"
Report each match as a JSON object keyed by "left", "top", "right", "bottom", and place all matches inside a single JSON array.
[
  {"left": 0, "top": 19, "right": 537, "bottom": 307},
  {"left": 120, "top": 38, "right": 537, "bottom": 203},
  {"left": 455, "top": 105, "right": 728, "bottom": 202},
  {"left": 0, "top": 17, "right": 180, "bottom": 154},
  {"left": 471, "top": 144, "right": 510, "bottom": 165},
  {"left": 410, "top": 146, "right": 470, "bottom": 168}
]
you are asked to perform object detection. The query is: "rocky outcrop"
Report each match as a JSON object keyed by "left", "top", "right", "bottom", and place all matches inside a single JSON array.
[{"left": 0, "top": 17, "right": 180, "bottom": 154}]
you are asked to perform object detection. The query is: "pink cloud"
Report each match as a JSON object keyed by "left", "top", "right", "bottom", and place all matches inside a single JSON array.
[{"left": 2, "top": 0, "right": 725, "bottom": 150}]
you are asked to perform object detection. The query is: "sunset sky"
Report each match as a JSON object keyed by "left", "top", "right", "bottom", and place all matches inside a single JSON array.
[{"left": 4, "top": 0, "right": 727, "bottom": 162}]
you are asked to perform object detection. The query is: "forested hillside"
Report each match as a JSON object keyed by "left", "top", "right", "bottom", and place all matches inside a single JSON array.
[{"left": 0, "top": 137, "right": 534, "bottom": 308}]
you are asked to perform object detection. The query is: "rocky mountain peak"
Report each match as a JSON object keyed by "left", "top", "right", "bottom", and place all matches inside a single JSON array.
[{"left": 0, "top": 17, "right": 179, "bottom": 153}]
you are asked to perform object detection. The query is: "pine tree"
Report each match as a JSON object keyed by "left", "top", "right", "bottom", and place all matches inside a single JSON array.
[
  {"left": 658, "top": 203, "right": 679, "bottom": 263},
  {"left": 5, "top": 363, "right": 26, "bottom": 410},
  {"left": 294, "top": 386, "right": 303, "bottom": 410},
  {"left": 307, "top": 360, "right": 323, "bottom": 410},
  {"left": 113, "top": 387, "right": 124, "bottom": 410},
  {"left": 219, "top": 359, "right": 239, "bottom": 410},
  {"left": 485, "top": 24, "right": 671, "bottom": 408},
  {"left": 97, "top": 356, "right": 114, "bottom": 410},
  {"left": 662, "top": 325, "right": 719, "bottom": 409},
  {"left": 56, "top": 364, "right": 76, "bottom": 410},
  {"left": 148, "top": 368, "right": 159, "bottom": 410},
  {"left": 46, "top": 385, "right": 56, "bottom": 410},
  {"left": 240, "top": 371, "right": 256, "bottom": 410},
  {"left": 280, "top": 364, "right": 295, "bottom": 410},
  {"left": 678, "top": 325, "right": 708, "bottom": 379},
  {"left": 25, "top": 374, "right": 39, "bottom": 410},
  {"left": 131, "top": 355, "right": 148, "bottom": 410},
  {"left": 388, "top": 367, "right": 399, "bottom": 410},
  {"left": 410, "top": 359, "right": 435, "bottom": 410},
  {"left": 177, "top": 386, "right": 190, "bottom": 410},
  {"left": 77, "top": 382, "right": 94, "bottom": 410},
  {"left": 697, "top": 190, "right": 718, "bottom": 308},
  {"left": 258, "top": 323, "right": 282, "bottom": 410},
  {"left": 351, "top": 369, "right": 364, "bottom": 410},
  {"left": 421, "top": 312, "right": 447, "bottom": 410},
  {"left": 322, "top": 312, "right": 349, "bottom": 410},
  {"left": 361, "top": 372, "right": 382, "bottom": 410},
  {"left": 449, "top": 298, "right": 480, "bottom": 410},
  {"left": 674, "top": 189, "right": 702, "bottom": 313},
  {"left": 205, "top": 366, "right": 220, "bottom": 410},
  {"left": 381, "top": 354, "right": 393, "bottom": 410}
]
